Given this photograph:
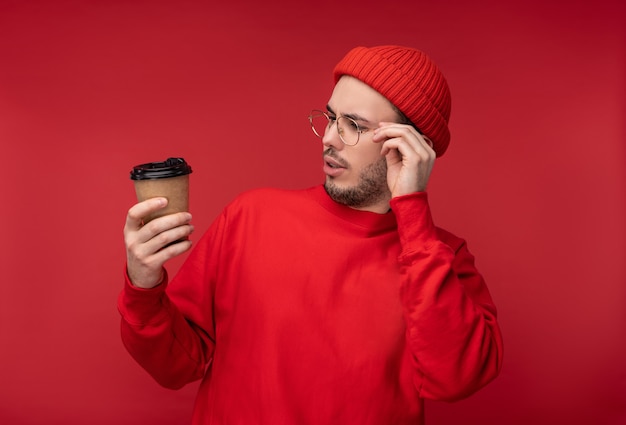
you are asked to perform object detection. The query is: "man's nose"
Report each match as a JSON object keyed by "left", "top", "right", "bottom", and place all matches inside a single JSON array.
[{"left": 321, "top": 122, "right": 344, "bottom": 150}]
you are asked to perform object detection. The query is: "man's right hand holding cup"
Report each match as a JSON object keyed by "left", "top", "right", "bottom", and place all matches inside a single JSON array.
[{"left": 124, "top": 197, "right": 194, "bottom": 289}]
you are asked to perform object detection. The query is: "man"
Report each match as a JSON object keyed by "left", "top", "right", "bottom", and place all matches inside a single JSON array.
[{"left": 119, "top": 45, "right": 503, "bottom": 424}]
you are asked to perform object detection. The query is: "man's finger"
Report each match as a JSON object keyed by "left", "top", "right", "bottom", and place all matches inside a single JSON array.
[{"left": 125, "top": 198, "right": 168, "bottom": 229}]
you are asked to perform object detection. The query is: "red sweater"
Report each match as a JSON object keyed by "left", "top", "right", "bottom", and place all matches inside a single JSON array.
[{"left": 118, "top": 185, "right": 503, "bottom": 425}]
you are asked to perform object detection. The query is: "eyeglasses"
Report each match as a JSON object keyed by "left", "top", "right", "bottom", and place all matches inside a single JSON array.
[{"left": 308, "top": 110, "right": 372, "bottom": 146}]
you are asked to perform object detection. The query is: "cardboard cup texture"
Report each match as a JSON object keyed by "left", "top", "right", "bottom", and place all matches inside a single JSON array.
[{"left": 133, "top": 174, "right": 189, "bottom": 223}]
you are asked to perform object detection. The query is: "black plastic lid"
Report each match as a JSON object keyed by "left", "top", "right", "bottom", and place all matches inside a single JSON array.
[{"left": 130, "top": 157, "right": 193, "bottom": 180}]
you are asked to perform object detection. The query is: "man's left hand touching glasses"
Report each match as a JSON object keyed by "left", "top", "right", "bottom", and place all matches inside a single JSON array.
[{"left": 373, "top": 122, "right": 436, "bottom": 197}]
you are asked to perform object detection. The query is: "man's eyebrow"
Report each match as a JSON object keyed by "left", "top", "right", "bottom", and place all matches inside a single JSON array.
[{"left": 326, "top": 104, "right": 373, "bottom": 124}]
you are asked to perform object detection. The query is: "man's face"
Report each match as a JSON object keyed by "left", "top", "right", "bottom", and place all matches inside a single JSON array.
[{"left": 322, "top": 75, "right": 402, "bottom": 212}]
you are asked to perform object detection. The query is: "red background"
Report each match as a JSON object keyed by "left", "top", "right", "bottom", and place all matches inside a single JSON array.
[{"left": 1, "top": 0, "right": 624, "bottom": 424}]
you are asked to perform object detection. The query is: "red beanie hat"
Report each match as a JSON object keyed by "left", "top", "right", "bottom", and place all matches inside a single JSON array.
[{"left": 333, "top": 45, "right": 452, "bottom": 157}]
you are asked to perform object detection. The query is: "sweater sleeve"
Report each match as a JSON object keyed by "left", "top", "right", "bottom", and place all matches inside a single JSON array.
[
  {"left": 117, "top": 210, "right": 227, "bottom": 390},
  {"left": 390, "top": 191, "right": 503, "bottom": 402}
]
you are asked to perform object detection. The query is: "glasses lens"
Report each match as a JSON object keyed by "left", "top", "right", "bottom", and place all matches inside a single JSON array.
[
  {"left": 309, "top": 112, "right": 329, "bottom": 138},
  {"left": 308, "top": 111, "right": 361, "bottom": 145},
  {"left": 337, "top": 116, "right": 359, "bottom": 146}
]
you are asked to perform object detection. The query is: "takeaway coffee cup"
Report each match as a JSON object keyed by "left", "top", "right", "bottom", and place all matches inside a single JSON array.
[{"left": 130, "top": 157, "right": 193, "bottom": 223}]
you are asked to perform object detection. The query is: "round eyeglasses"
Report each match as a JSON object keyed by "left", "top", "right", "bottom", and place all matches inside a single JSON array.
[{"left": 308, "top": 110, "right": 372, "bottom": 146}]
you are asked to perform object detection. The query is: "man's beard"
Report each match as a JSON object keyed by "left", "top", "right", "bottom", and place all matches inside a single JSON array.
[{"left": 324, "top": 154, "right": 389, "bottom": 210}]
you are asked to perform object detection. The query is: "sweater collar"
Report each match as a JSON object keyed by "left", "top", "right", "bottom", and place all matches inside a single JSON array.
[{"left": 309, "top": 185, "right": 397, "bottom": 234}]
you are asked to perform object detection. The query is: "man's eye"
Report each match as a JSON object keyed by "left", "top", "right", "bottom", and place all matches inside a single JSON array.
[{"left": 344, "top": 119, "right": 363, "bottom": 133}]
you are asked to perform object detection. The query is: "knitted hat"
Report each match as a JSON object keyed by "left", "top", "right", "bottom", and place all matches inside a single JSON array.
[{"left": 333, "top": 45, "right": 451, "bottom": 156}]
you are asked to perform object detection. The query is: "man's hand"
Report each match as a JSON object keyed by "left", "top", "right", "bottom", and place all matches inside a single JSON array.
[
  {"left": 124, "top": 197, "right": 194, "bottom": 289},
  {"left": 373, "top": 122, "right": 435, "bottom": 197}
]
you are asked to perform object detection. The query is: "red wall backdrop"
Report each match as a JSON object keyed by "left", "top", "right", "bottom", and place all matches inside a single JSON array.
[{"left": 1, "top": 0, "right": 624, "bottom": 424}]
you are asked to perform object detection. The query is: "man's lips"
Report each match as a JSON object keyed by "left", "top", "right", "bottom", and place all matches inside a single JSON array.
[
  {"left": 323, "top": 152, "right": 348, "bottom": 177},
  {"left": 323, "top": 148, "right": 348, "bottom": 167},
  {"left": 324, "top": 155, "right": 346, "bottom": 169}
]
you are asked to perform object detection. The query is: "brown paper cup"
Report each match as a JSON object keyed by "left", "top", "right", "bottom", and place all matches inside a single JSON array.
[
  {"left": 129, "top": 157, "right": 192, "bottom": 224},
  {"left": 133, "top": 174, "right": 189, "bottom": 223}
]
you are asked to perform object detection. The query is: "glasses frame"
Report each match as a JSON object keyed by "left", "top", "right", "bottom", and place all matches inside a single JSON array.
[
  {"left": 308, "top": 109, "right": 434, "bottom": 149},
  {"left": 308, "top": 110, "right": 372, "bottom": 146}
]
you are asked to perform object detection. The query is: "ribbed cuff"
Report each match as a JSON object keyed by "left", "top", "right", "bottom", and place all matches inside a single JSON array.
[
  {"left": 389, "top": 192, "right": 439, "bottom": 255},
  {"left": 118, "top": 266, "right": 170, "bottom": 325}
]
